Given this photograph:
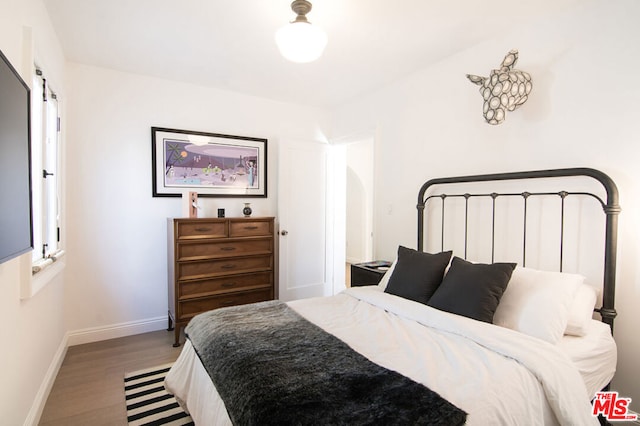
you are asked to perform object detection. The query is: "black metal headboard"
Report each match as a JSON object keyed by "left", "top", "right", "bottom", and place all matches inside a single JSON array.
[{"left": 416, "top": 168, "right": 620, "bottom": 332}]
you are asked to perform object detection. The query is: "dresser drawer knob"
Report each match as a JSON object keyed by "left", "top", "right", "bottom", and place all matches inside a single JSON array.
[
  {"left": 194, "top": 227, "right": 211, "bottom": 232},
  {"left": 244, "top": 226, "right": 258, "bottom": 230},
  {"left": 220, "top": 247, "right": 236, "bottom": 251}
]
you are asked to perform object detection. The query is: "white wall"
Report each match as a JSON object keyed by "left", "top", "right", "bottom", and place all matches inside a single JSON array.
[
  {"left": 0, "top": 0, "right": 67, "bottom": 424},
  {"left": 331, "top": 0, "right": 640, "bottom": 407},
  {"left": 63, "top": 63, "right": 328, "bottom": 335}
]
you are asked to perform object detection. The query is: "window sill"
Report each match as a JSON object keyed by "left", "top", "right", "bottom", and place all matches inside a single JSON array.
[{"left": 21, "top": 251, "right": 66, "bottom": 299}]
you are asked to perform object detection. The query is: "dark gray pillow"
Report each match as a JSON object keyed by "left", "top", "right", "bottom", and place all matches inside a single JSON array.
[
  {"left": 428, "top": 257, "right": 516, "bottom": 323},
  {"left": 384, "top": 246, "right": 452, "bottom": 304}
]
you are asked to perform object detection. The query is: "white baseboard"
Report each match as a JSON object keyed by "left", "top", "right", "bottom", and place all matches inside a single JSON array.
[
  {"left": 67, "top": 315, "right": 168, "bottom": 346},
  {"left": 23, "top": 334, "right": 68, "bottom": 426},
  {"left": 24, "top": 315, "right": 168, "bottom": 425}
]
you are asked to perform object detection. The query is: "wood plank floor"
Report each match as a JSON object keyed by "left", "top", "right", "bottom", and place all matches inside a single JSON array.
[{"left": 39, "top": 330, "right": 183, "bottom": 425}]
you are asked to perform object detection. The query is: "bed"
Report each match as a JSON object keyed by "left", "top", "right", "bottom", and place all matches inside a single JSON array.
[{"left": 165, "top": 167, "right": 620, "bottom": 425}]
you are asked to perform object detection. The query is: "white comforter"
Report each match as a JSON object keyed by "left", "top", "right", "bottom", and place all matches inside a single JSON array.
[{"left": 166, "top": 286, "right": 599, "bottom": 425}]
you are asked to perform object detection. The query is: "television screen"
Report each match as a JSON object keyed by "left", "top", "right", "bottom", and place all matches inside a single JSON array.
[{"left": 0, "top": 49, "right": 33, "bottom": 264}]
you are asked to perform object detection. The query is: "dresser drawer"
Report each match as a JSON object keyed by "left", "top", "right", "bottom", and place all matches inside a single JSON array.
[
  {"left": 177, "top": 220, "right": 227, "bottom": 240},
  {"left": 178, "top": 288, "right": 273, "bottom": 319},
  {"left": 229, "top": 220, "right": 273, "bottom": 237},
  {"left": 179, "top": 272, "right": 273, "bottom": 298},
  {"left": 177, "top": 255, "right": 273, "bottom": 281},
  {"left": 177, "top": 238, "right": 272, "bottom": 261}
]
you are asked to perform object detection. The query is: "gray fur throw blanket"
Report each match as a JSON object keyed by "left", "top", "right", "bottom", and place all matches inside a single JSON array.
[{"left": 186, "top": 300, "right": 467, "bottom": 426}]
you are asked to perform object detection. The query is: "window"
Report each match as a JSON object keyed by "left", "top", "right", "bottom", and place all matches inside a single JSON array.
[{"left": 31, "top": 67, "right": 63, "bottom": 272}]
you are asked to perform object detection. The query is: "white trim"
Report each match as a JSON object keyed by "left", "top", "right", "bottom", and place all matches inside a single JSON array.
[
  {"left": 67, "top": 316, "right": 168, "bottom": 346},
  {"left": 23, "top": 334, "right": 68, "bottom": 426},
  {"left": 327, "top": 144, "right": 347, "bottom": 296},
  {"left": 20, "top": 255, "right": 65, "bottom": 299}
]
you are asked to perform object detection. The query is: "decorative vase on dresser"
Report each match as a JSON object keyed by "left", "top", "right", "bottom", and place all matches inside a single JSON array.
[
  {"left": 242, "top": 202, "right": 252, "bottom": 217},
  {"left": 167, "top": 216, "right": 275, "bottom": 346}
]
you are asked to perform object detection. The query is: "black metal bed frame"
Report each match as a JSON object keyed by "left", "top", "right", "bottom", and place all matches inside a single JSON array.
[{"left": 416, "top": 168, "right": 620, "bottom": 333}]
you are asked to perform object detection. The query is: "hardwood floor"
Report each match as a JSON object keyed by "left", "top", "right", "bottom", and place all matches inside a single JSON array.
[{"left": 39, "top": 330, "right": 183, "bottom": 425}]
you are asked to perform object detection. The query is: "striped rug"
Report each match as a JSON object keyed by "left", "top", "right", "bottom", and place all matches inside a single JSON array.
[{"left": 124, "top": 363, "right": 194, "bottom": 426}]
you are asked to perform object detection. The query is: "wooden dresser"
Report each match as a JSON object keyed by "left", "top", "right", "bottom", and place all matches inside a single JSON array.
[{"left": 167, "top": 217, "right": 275, "bottom": 346}]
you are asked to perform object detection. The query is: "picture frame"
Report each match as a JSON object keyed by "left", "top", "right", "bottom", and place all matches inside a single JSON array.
[{"left": 152, "top": 127, "right": 267, "bottom": 198}]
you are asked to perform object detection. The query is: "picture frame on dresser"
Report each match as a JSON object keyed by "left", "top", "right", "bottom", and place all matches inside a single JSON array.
[{"left": 152, "top": 127, "right": 267, "bottom": 198}]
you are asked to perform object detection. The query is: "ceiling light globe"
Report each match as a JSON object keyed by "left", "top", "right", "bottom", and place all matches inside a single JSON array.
[{"left": 275, "top": 21, "right": 328, "bottom": 63}]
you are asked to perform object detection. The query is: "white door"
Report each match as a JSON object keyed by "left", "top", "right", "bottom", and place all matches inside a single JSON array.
[{"left": 278, "top": 139, "right": 330, "bottom": 301}]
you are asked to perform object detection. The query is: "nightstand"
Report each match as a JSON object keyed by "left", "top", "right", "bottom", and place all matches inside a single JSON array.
[{"left": 350, "top": 261, "right": 392, "bottom": 287}]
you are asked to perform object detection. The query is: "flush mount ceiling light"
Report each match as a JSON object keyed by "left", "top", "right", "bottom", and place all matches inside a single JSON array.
[{"left": 275, "top": 0, "right": 328, "bottom": 63}]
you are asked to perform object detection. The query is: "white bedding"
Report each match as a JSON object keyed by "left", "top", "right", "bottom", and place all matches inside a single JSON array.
[
  {"left": 557, "top": 319, "right": 617, "bottom": 398},
  {"left": 166, "top": 286, "right": 614, "bottom": 425}
]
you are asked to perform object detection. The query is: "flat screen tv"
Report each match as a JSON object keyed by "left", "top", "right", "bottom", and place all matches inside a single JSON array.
[{"left": 0, "top": 49, "right": 33, "bottom": 264}]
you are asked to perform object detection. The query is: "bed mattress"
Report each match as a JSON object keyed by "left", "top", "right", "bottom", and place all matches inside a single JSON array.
[{"left": 165, "top": 287, "right": 615, "bottom": 425}]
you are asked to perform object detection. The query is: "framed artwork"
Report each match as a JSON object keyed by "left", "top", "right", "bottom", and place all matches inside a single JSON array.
[{"left": 152, "top": 127, "right": 267, "bottom": 197}]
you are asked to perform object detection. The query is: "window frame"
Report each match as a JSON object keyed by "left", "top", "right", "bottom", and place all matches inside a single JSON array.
[{"left": 29, "top": 66, "right": 64, "bottom": 278}]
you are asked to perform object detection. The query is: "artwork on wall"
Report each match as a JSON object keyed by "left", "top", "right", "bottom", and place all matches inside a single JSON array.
[
  {"left": 152, "top": 127, "right": 267, "bottom": 197},
  {"left": 466, "top": 49, "right": 532, "bottom": 125}
]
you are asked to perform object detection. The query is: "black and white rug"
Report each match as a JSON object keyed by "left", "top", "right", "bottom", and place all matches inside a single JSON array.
[{"left": 124, "top": 363, "right": 193, "bottom": 426}]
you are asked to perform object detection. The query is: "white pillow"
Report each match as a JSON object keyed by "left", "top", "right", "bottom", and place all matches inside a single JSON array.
[
  {"left": 565, "top": 284, "right": 598, "bottom": 336},
  {"left": 376, "top": 258, "right": 397, "bottom": 291},
  {"left": 493, "top": 266, "right": 584, "bottom": 344}
]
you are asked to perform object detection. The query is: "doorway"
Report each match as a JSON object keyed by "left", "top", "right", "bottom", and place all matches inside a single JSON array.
[
  {"left": 335, "top": 136, "right": 375, "bottom": 289},
  {"left": 345, "top": 138, "right": 374, "bottom": 265}
]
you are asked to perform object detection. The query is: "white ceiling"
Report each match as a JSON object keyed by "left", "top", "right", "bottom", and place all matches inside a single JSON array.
[{"left": 43, "top": 0, "right": 583, "bottom": 109}]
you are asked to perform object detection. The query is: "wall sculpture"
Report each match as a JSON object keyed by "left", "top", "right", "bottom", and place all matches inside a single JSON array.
[{"left": 467, "top": 49, "right": 532, "bottom": 125}]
